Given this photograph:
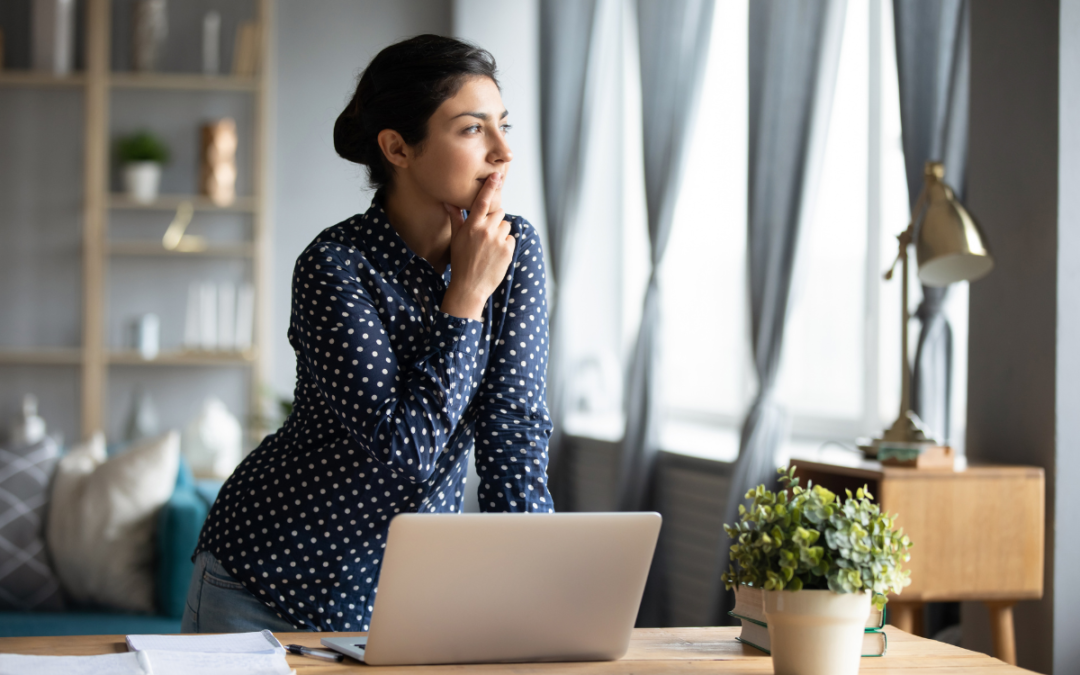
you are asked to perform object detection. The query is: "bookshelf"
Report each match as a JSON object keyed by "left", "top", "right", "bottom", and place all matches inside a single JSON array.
[{"left": 0, "top": 0, "right": 271, "bottom": 445}]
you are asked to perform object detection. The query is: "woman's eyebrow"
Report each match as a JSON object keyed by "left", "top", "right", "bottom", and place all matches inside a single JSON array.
[{"left": 450, "top": 110, "right": 510, "bottom": 121}]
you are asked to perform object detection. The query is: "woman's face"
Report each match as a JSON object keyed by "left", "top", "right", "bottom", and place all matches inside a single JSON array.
[{"left": 405, "top": 76, "right": 513, "bottom": 211}]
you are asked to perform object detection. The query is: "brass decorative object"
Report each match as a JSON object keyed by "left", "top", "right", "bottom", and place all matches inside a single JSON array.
[
  {"left": 162, "top": 201, "right": 206, "bottom": 252},
  {"left": 200, "top": 118, "right": 237, "bottom": 207},
  {"left": 870, "top": 162, "right": 994, "bottom": 455}
]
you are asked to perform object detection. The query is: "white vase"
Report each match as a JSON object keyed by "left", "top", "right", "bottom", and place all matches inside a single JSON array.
[
  {"left": 123, "top": 161, "right": 162, "bottom": 203},
  {"left": 763, "top": 589, "right": 871, "bottom": 675}
]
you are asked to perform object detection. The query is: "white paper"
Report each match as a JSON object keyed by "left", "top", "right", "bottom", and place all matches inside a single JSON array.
[
  {"left": 217, "top": 281, "right": 236, "bottom": 350},
  {"left": 0, "top": 649, "right": 293, "bottom": 675},
  {"left": 126, "top": 629, "right": 283, "bottom": 654},
  {"left": 0, "top": 651, "right": 148, "bottom": 675},
  {"left": 145, "top": 650, "right": 292, "bottom": 675},
  {"left": 235, "top": 282, "right": 255, "bottom": 350}
]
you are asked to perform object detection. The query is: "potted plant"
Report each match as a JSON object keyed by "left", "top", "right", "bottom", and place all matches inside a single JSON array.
[
  {"left": 722, "top": 467, "right": 912, "bottom": 675},
  {"left": 117, "top": 131, "right": 169, "bottom": 203}
]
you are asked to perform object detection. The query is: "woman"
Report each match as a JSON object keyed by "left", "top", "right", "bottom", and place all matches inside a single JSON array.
[{"left": 182, "top": 34, "right": 554, "bottom": 634}]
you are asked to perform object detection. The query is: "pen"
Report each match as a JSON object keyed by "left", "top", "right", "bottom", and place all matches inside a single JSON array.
[{"left": 285, "top": 644, "right": 345, "bottom": 662}]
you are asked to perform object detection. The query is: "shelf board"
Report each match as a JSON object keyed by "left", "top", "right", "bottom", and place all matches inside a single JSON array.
[
  {"left": 108, "top": 350, "right": 255, "bottom": 366},
  {"left": 109, "top": 72, "right": 258, "bottom": 92},
  {"left": 109, "top": 194, "right": 257, "bottom": 213},
  {"left": 0, "top": 71, "right": 86, "bottom": 88},
  {"left": 109, "top": 241, "right": 254, "bottom": 257},
  {"left": 0, "top": 348, "right": 83, "bottom": 365}
]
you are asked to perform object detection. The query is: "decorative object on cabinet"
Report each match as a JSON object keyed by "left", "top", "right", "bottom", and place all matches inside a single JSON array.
[
  {"left": 132, "top": 0, "right": 167, "bottom": 72},
  {"left": 202, "top": 11, "right": 221, "bottom": 75},
  {"left": 10, "top": 395, "right": 47, "bottom": 446},
  {"left": 868, "top": 162, "right": 994, "bottom": 460},
  {"left": 722, "top": 467, "right": 912, "bottom": 675},
  {"left": 32, "top": 0, "right": 75, "bottom": 76},
  {"left": 200, "top": 118, "right": 238, "bottom": 206},
  {"left": 181, "top": 397, "right": 241, "bottom": 479},
  {"left": 117, "top": 131, "right": 169, "bottom": 204}
]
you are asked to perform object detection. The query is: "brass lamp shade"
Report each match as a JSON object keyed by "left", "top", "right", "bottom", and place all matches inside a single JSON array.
[{"left": 914, "top": 162, "right": 994, "bottom": 287}]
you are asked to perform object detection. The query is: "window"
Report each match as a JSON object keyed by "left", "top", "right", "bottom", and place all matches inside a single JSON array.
[{"left": 565, "top": 0, "right": 969, "bottom": 462}]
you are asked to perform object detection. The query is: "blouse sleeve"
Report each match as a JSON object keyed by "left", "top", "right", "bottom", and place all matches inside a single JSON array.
[
  {"left": 474, "top": 220, "right": 555, "bottom": 512},
  {"left": 289, "top": 241, "right": 483, "bottom": 484}
]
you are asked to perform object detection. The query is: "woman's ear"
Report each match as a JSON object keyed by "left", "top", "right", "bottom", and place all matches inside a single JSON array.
[{"left": 377, "top": 129, "right": 410, "bottom": 170}]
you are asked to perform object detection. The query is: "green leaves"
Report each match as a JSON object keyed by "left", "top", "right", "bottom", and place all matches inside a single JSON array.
[{"left": 721, "top": 466, "right": 913, "bottom": 605}]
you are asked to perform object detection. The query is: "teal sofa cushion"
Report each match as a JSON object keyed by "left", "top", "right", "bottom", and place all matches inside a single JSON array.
[{"left": 156, "top": 459, "right": 222, "bottom": 619}]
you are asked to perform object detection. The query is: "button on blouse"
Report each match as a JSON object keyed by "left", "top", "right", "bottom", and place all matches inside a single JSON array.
[{"left": 195, "top": 193, "right": 554, "bottom": 631}]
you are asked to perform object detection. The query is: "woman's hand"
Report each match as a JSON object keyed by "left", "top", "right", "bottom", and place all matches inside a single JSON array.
[{"left": 441, "top": 172, "right": 514, "bottom": 321}]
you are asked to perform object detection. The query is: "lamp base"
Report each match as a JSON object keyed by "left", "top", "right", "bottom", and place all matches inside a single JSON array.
[{"left": 863, "top": 410, "right": 937, "bottom": 459}]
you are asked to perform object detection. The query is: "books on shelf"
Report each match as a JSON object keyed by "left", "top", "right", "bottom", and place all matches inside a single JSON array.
[
  {"left": 184, "top": 280, "right": 254, "bottom": 353},
  {"left": 730, "top": 584, "right": 888, "bottom": 657}
]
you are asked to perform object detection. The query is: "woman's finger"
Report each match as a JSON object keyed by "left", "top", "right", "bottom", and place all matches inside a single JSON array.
[{"left": 469, "top": 172, "right": 502, "bottom": 221}]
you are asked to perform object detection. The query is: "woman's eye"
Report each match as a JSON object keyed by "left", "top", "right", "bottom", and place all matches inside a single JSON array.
[
  {"left": 500, "top": 124, "right": 513, "bottom": 134},
  {"left": 464, "top": 125, "right": 481, "bottom": 134}
]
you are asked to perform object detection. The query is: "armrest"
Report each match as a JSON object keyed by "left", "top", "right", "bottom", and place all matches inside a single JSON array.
[{"left": 155, "top": 486, "right": 207, "bottom": 618}]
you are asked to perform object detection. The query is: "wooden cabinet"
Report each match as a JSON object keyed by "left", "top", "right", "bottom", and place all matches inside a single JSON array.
[{"left": 791, "top": 458, "right": 1044, "bottom": 666}]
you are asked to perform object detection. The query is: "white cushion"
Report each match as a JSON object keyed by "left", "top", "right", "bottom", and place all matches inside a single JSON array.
[{"left": 47, "top": 431, "right": 180, "bottom": 613}]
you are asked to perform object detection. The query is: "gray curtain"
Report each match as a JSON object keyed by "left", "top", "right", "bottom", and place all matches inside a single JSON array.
[
  {"left": 618, "top": 0, "right": 714, "bottom": 627},
  {"left": 711, "top": 0, "right": 847, "bottom": 625},
  {"left": 539, "top": 0, "right": 600, "bottom": 509},
  {"left": 894, "top": 0, "right": 970, "bottom": 444}
]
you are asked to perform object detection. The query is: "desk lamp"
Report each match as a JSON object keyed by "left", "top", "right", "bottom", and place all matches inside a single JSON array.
[{"left": 871, "top": 161, "right": 993, "bottom": 456}]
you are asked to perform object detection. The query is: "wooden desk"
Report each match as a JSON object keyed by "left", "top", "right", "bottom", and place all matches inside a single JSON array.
[
  {"left": 0, "top": 627, "right": 1035, "bottom": 673},
  {"left": 791, "top": 459, "right": 1044, "bottom": 667}
]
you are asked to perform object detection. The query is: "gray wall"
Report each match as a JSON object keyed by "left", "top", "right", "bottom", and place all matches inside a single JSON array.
[
  {"left": 965, "top": 1, "right": 1080, "bottom": 672},
  {"left": 269, "top": 0, "right": 452, "bottom": 400}
]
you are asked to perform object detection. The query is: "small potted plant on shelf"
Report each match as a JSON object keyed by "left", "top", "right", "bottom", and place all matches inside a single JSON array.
[
  {"left": 722, "top": 466, "right": 912, "bottom": 675},
  {"left": 117, "top": 131, "right": 169, "bottom": 204}
]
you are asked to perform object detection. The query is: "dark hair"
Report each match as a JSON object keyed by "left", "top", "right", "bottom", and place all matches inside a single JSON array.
[{"left": 334, "top": 35, "right": 500, "bottom": 191}]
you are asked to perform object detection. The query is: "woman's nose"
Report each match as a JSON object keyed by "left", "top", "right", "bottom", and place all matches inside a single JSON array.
[{"left": 490, "top": 133, "right": 513, "bottom": 165}]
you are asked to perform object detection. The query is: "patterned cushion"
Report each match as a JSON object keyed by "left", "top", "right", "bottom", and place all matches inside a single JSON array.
[{"left": 0, "top": 437, "right": 65, "bottom": 610}]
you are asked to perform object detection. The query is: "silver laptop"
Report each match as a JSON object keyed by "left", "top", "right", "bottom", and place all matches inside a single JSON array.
[{"left": 321, "top": 512, "right": 661, "bottom": 666}]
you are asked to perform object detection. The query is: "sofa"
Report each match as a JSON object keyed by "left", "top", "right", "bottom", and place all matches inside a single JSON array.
[{"left": 0, "top": 458, "right": 221, "bottom": 637}]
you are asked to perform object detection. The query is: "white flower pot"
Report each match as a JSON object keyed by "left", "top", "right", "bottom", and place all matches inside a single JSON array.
[
  {"left": 123, "top": 161, "right": 162, "bottom": 203},
  {"left": 764, "top": 589, "right": 871, "bottom": 675}
]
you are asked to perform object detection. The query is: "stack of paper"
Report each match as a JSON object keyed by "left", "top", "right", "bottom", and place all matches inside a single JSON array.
[{"left": 0, "top": 631, "right": 294, "bottom": 675}]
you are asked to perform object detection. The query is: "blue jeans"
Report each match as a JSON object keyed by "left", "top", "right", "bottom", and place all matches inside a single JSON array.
[{"left": 181, "top": 551, "right": 306, "bottom": 633}]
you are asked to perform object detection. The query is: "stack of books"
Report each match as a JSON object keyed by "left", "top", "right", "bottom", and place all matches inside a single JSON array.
[{"left": 729, "top": 585, "right": 888, "bottom": 657}]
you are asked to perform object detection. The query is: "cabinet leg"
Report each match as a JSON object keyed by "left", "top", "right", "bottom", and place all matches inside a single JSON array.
[
  {"left": 985, "top": 601, "right": 1017, "bottom": 666},
  {"left": 888, "top": 601, "right": 924, "bottom": 636}
]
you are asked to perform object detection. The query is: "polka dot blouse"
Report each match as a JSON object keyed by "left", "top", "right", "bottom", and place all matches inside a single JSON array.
[{"left": 195, "top": 193, "right": 554, "bottom": 631}]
